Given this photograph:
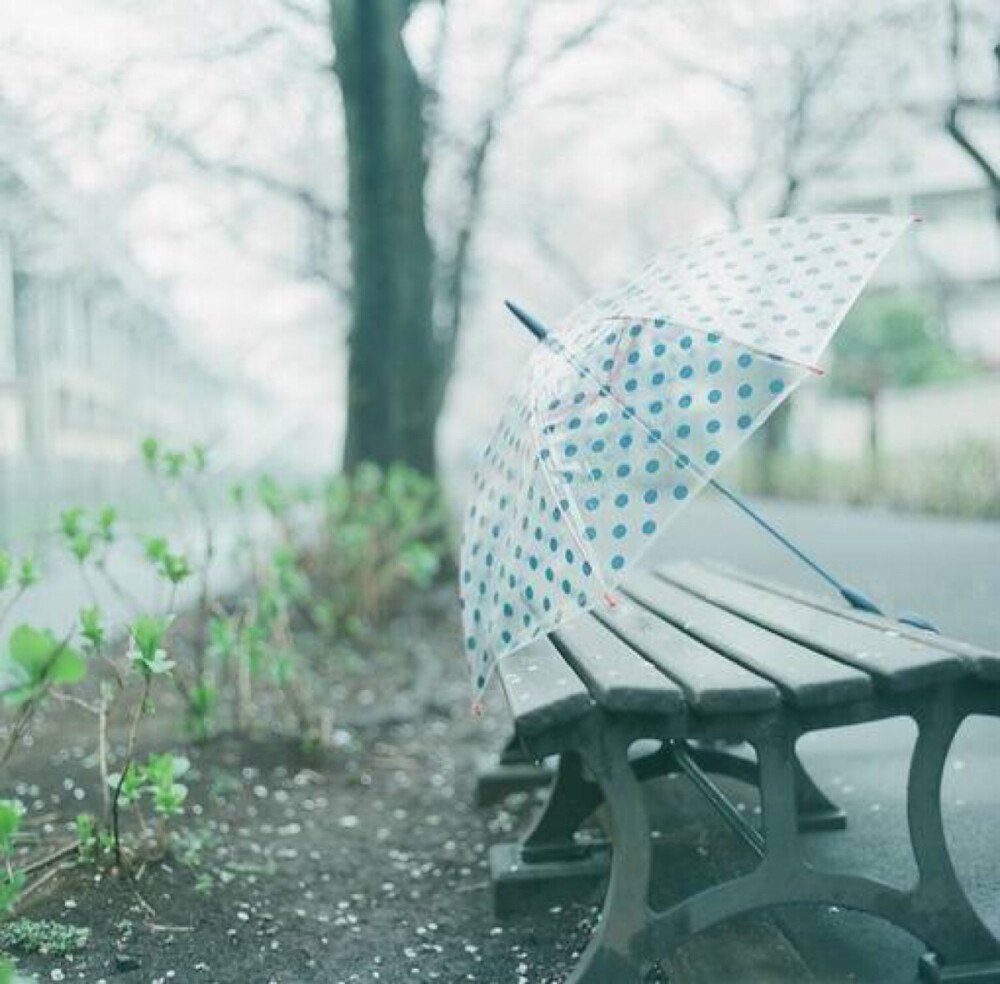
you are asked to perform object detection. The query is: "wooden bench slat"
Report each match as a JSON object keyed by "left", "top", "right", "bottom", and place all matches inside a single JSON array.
[
  {"left": 711, "top": 563, "right": 1000, "bottom": 684},
  {"left": 659, "top": 562, "right": 966, "bottom": 691},
  {"left": 554, "top": 615, "right": 685, "bottom": 716},
  {"left": 623, "top": 571, "right": 873, "bottom": 708},
  {"left": 597, "top": 604, "right": 781, "bottom": 715},
  {"left": 498, "top": 638, "right": 594, "bottom": 736}
]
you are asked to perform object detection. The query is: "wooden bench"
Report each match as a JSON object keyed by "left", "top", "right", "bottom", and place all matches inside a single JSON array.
[{"left": 484, "top": 561, "right": 1000, "bottom": 984}]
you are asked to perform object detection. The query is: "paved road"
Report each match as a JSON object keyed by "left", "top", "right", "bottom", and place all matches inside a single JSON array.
[{"left": 650, "top": 496, "right": 1000, "bottom": 982}]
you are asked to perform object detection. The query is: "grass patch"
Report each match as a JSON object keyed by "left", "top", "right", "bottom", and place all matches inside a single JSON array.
[{"left": 0, "top": 918, "right": 89, "bottom": 957}]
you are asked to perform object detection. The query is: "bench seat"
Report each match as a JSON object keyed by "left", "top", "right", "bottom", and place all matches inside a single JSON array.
[{"left": 488, "top": 561, "right": 1000, "bottom": 984}]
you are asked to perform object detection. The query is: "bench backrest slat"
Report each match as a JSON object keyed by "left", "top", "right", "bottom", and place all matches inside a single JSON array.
[
  {"left": 598, "top": 603, "right": 781, "bottom": 714},
  {"left": 497, "top": 638, "right": 594, "bottom": 736},
  {"left": 660, "top": 563, "right": 965, "bottom": 691},
  {"left": 624, "top": 571, "right": 873, "bottom": 708},
  {"left": 554, "top": 615, "right": 685, "bottom": 716}
]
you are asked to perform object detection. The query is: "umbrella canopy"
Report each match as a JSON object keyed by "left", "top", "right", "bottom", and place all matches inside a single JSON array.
[{"left": 460, "top": 214, "right": 911, "bottom": 700}]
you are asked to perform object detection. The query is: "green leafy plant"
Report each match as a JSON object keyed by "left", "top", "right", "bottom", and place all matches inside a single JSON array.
[
  {"left": 0, "top": 800, "right": 25, "bottom": 914},
  {"left": 146, "top": 753, "right": 190, "bottom": 851},
  {"left": 311, "top": 462, "right": 449, "bottom": 633},
  {"left": 141, "top": 438, "right": 219, "bottom": 738}
]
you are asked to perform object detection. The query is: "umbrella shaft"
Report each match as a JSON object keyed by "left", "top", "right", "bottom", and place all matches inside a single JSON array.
[{"left": 708, "top": 478, "right": 883, "bottom": 616}]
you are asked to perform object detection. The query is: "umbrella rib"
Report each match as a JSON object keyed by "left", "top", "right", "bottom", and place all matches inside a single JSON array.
[
  {"left": 598, "top": 315, "right": 825, "bottom": 376},
  {"left": 524, "top": 386, "right": 614, "bottom": 598}
]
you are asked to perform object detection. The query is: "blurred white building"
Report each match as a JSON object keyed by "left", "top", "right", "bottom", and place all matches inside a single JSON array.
[
  {"left": 0, "top": 101, "right": 225, "bottom": 463},
  {"left": 0, "top": 102, "right": 235, "bottom": 538}
]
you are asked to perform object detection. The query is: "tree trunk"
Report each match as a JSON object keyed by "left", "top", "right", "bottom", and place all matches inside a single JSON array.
[
  {"left": 330, "top": 0, "right": 439, "bottom": 475},
  {"left": 865, "top": 382, "right": 881, "bottom": 497}
]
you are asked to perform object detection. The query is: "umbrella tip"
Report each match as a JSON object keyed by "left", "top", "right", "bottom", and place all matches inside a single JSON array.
[{"left": 504, "top": 299, "right": 549, "bottom": 342}]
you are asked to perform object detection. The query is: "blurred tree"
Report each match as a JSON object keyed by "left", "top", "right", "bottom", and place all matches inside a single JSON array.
[
  {"left": 328, "top": 0, "right": 614, "bottom": 474},
  {"left": 941, "top": 0, "right": 1000, "bottom": 226},
  {"left": 329, "top": 1, "right": 438, "bottom": 473},
  {"left": 830, "top": 293, "right": 976, "bottom": 457},
  {"left": 638, "top": 2, "right": 913, "bottom": 493}
]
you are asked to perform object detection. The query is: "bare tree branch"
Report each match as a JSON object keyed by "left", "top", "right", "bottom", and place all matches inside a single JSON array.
[
  {"left": 150, "top": 124, "right": 344, "bottom": 226},
  {"left": 942, "top": 0, "right": 1000, "bottom": 221}
]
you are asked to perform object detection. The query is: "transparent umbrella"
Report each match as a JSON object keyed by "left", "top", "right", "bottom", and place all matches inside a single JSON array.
[{"left": 460, "top": 214, "right": 913, "bottom": 703}]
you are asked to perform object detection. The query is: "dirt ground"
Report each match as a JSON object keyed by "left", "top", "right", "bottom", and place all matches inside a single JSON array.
[{"left": 2, "top": 589, "right": 602, "bottom": 984}]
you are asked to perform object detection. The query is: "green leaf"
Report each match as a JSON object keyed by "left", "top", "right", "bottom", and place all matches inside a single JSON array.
[
  {"left": 70, "top": 531, "right": 94, "bottom": 563},
  {"left": 130, "top": 615, "right": 170, "bottom": 663},
  {"left": 60, "top": 507, "right": 85, "bottom": 540},
  {"left": 0, "top": 872, "right": 25, "bottom": 915},
  {"left": 146, "top": 752, "right": 190, "bottom": 785},
  {"left": 128, "top": 614, "right": 175, "bottom": 675},
  {"left": 2, "top": 627, "right": 84, "bottom": 699},
  {"left": 108, "top": 763, "right": 146, "bottom": 807},
  {"left": 16, "top": 558, "right": 39, "bottom": 590},
  {"left": 154, "top": 783, "right": 188, "bottom": 816},
  {"left": 140, "top": 437, "right": 160, "bottom": 469},
  {"left": 162, "top": 450, "right": 186, "bottom": 478},
  {"left": 399, "top": 542, "right": 440, "bottom": 588},
  {"left": 160, "top": 552, "right": 191, "bottom": 585},
  {"left": 98, "top": 506, "right": 117, "bottom": 542},
  {"left": 0, "top": 800, "right": 24, "bottom": 855},
  {"left": 191, "top": 443, "right": 208, "bottom": 473},
  {"left": 208, "top": 616, "right": 237, "bottom": 660},
  {"left": 79, "top": 606, "right": 104, "bottom": 650},
  {"left": 0, "top": 550, "right": 11, "bottom": 593}
]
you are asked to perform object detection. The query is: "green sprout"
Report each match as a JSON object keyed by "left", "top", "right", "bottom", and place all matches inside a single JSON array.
[
  {"left": 146, "top": 753, "right": 190, "bottom": 818},
  {"left": 128, "top": 616, "right": 174, "bottom": 678},
  {"left": 191, "top": 443, "right": 209, "bottom": 473},
  {"left": 107, "top": 763, "right": 145, "bottom": 809},
  {"left": 162, "top": 450, "right": 186, "bottom": 479},
  {"left": 97, "top": 506, "right": 117, "bottom": 544},
  {"left": 78, "top": 606, "right": 105, "bottom": 652},
  {"left": 0, "top": 800, "right": 25, "bottom": 914},
  {"left": 257, "top": 475, "right": 286, "bottom": 517},
  {"left": 16, "top": 559, "right": 38, "bottom": 591},
  {"left": 140, "top": 436, "right": 160, "bottom": 470}
]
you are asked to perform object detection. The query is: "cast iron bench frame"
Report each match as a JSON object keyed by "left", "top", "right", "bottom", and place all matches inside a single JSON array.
[{"left": 483, "top": 561, "right": 1000, "bottom": 984}]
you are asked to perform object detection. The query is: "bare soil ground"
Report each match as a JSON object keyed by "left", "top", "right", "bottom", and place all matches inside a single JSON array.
[{"left": 2, "top": 589, "right": 600, "bottom": 984}]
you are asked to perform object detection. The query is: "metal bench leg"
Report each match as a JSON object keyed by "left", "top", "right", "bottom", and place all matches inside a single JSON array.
[
  {"left": 909, "top": 693, "right": 1000, "bottom": 983},
  {"left": 521, "top": 751, "right": 600, "bottom": 862},
  {"left": 792, "top": 754, "right": 846, "bottom": 832},
  {"left": 689, "top": 743, "right": 846, "bottom": 832},
  {"left": 474, "top": 733, "right": 554, "bottom": 807},
  {"left": 568, "top": 724, "right": 658, "bottom": 984},
  {"left": 639, "top": 696, "right": 1000, "bottom": 983},
  {"left": 490, "top": 749, "right": 610, "bottom": 916},
  {"left": 490, "top": 743, "right": 674, "bottom": 916}
]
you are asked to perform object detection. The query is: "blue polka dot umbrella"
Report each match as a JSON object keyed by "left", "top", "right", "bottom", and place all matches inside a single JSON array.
[{"left": 460, "top": 214, "right": 912, "bottom": 703}]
